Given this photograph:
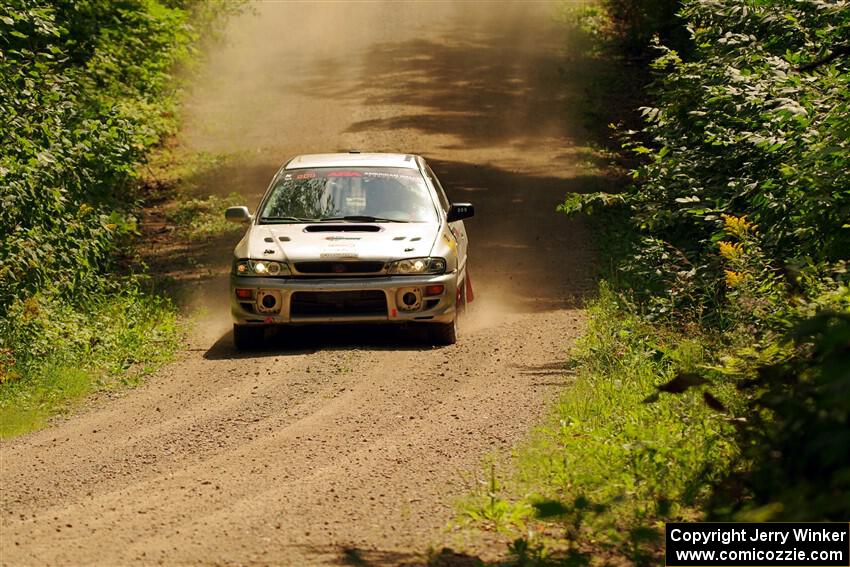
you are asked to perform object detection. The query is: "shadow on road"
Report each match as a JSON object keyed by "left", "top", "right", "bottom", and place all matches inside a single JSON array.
[
  {"left": 295, "top": 26, "right": 606, "bottom": 155},
  {"left": 285, "top": 544, "right": 493, "bottom": 566},
  {"left": 204, "top": 323, "right": 436, "bottom": 360},
  {"left": 326, "top": 544, "right": 589, "bottom": 566},
  {"left": 511, "top": 360, "right": 577, "bottom": 378}
]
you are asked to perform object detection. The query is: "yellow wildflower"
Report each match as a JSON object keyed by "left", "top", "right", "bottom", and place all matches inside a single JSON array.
[
  {"left": 718, "top": 240, "right": 745, "bottom": 260},
  {"left": 724, "top": 269, "right": 747, "bottom": 287},
  {"left": 722, "top": 214, "right": 757, "bottom": 238}
]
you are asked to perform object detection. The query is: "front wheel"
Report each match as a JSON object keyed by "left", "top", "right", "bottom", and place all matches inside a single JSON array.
[
  {"left": 233, "top": 324, "right": 265, "bottom": 350},
  {"left": 430, "top": 318, "right": 457, "bottom": 345},
  {"left": 431, "top": 279, "right": 464, "bottom": 346}
]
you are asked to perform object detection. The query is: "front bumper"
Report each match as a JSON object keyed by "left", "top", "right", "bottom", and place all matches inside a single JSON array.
[{"left": 230, "top": 272, "right": 458, "bottom": 325}]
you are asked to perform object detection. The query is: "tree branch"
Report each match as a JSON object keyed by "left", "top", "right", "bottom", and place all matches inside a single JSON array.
[{"left": 797, "top": 44, "right": 850, "bottom": 72}]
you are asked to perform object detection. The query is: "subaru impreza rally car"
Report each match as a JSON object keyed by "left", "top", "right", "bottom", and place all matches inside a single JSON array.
[{"left": 225, "top": 152, "right": 474, "bottom": 349}]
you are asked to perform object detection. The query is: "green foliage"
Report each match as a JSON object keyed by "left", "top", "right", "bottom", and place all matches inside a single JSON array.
[
  {"left": 710, "top": 306, "right": 850, "bottom": 521},
  {"left": 0, "top": 0, "right": 237, "bottom": 435},
  {"left": 601, "top": 0, "right": 686, "bottom": 55},
  {"left": 636, "top": 4, "right": 849, "bottom": 264},
  {"left": 549, "top": 0, "right": 850, "bottom": 535},
  {"left": 460, "top": 287, "right": 740, "bottom": 562},
  {"left": 562, "top": 0, "right": 850, "bottom": 326},
  {"left": 0, "top": 0, "right": 203, "bottom": 316},
  {"left": 166, "top": 192, "right": 246, "bottom": 238},
  {"left": 0, "top": 281, "right": 180, "bottom": 437}
]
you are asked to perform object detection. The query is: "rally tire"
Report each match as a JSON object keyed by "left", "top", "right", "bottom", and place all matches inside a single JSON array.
[
  {"left": 430, "top": 319, "right": 458, "bottom": 346},
  {"left": 233, "top": 324, "right": 265, "bottom": 350}
]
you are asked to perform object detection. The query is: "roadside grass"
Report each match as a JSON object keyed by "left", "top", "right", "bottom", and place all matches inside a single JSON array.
[
  {"left": 165, "top": 192, "right": 246, "bottom": 239},
  {"left": 1, "top": 367, "right": 94, "bottom": 438},
  {"left": 0, "top": 144, "right": 223, "bottom": 439},
  {"left": 0, "top": 285, "right": 181, "bottom": 438},
  {"left": 0, "top": 2, "right": 245, "bottom": 440},
  {"left": 144, "top": 146, "right": 249, "bottom": 240},
  {"left": 458, "top": 287, "right": 741, "bottom": 563}
]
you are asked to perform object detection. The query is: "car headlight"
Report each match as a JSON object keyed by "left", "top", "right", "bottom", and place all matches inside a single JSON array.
[
  {"left": 233, "top": 259, "right": 290, "bottom": 277},
  {"left": 387, "top": 257, "right": 447, "bottom": 275}
]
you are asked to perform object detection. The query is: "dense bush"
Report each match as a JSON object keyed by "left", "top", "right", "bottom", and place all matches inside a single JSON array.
[
  {"left": 559, "top": 0, "right": 850, "bottom": 526},
  {"left": 0, "top": 0, "right": 197, "bottom": 319},
  {"left": 569, "top": 0, "right": 850, "bottom": 322},
  {"left": 657, "top": 6, "right": 844, "bottom": 282},
  {"left": 0, "top": 0, "right": 233, "bottom": 434},
  {"left": 714, "top": 311, "right": 850, "bottom": 521},
  {"left": 603, "top": 0, "right": 686, "bottom": 55}
]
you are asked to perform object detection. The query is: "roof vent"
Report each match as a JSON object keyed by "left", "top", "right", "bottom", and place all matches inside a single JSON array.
[{"left": 349, "top": 149, "right": 361, "bottom": 154}]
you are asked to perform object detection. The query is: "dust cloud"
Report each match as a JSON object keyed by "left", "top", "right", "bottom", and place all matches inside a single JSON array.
[
  {"left": 182, "top": 1, "right": 585, "bottom": 171},
  {"left": 178, "top": 0, "right": 598, "bottom": 340}
]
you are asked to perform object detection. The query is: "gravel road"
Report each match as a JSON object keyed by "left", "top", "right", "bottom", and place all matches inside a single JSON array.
[{"left": 0, "top": 2, "right": 600, "bottom": 565}]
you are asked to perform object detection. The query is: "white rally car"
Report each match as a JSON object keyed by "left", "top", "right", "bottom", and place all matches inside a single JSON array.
[{"left": 225, "top": 152, "right": 474, "bottom": 349}]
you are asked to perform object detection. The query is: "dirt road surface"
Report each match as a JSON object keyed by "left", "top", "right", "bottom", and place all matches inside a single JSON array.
[{"left": 1, "top": 2, "right": 604, "bottom": 565}]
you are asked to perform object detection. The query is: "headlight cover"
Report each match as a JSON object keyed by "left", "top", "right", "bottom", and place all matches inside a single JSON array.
[
  {"left": 233, "top": 259, "right": 290, "bottom": 277},
  {"left": 387, "top": 257, "right": 447, "bottom": 275}
]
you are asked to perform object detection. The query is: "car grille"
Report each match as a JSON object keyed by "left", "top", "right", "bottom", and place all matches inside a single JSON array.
[
  {"left": 290, "top": 290, "right": 388, "bottom": 317},
  {"left": 293, "top": 261, "right": 385, "bottom": 275}
]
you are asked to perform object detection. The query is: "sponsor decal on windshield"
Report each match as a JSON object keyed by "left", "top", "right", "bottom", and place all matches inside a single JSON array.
[
  {"left": 363, "top": 171, "right": 420, "bottom": 180},
  {"left": 327, "top": 171, "right": 362, "bottom": 177}
]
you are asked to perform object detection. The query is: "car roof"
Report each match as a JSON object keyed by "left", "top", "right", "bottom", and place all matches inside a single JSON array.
[{"left": 284, "top": 152, "right": 421, "bottom": 170}]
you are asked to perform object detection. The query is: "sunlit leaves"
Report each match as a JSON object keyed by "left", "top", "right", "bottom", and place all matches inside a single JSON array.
[
  {"left": 597, "top": 0, "right": 850, "bottom": 323},
  {"left": 0, "top": 1, "right": 204, "bottom": 322}
]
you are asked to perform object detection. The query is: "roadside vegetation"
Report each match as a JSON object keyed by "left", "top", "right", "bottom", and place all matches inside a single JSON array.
[
  {"left": 156, "top": 153, "right": 247, "bottom": 239},
  {"left": 142, "top": 146, "right": 247, "bottom": 240},
  {"left": 463, "top": 0, "right": 850, "bottom": 563},
  {"left": 0, "top": 1, "right": 236, "bottom": 437}
]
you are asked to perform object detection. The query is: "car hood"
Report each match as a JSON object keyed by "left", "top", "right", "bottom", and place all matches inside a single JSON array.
[{"left": 235, "top": 222, "right": 440, "bottom": 263}]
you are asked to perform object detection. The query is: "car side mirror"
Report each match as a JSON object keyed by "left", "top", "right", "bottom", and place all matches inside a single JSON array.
[
  {"left": 447, "top": 203, "right": 474, "bottom": 222},
  {"left": 225, "top": 206, "right": 252, "bottom": 223}
]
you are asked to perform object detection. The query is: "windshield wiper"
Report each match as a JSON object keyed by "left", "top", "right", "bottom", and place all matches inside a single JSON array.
[
  {"left": 319, "top": 215, "right": 408, "bottom": 223},
  {"left": 260, "top": 216, "right": 317, "bottom": 223}
]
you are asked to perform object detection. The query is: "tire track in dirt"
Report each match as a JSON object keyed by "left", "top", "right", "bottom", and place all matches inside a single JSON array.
[{"left": 1, "top": 2, "right": 605, "bottom": 565}]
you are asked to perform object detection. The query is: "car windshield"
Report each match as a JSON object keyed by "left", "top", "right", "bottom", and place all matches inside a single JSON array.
[{"left": 259, "top": 167, "right": 437, "bottom": 223}]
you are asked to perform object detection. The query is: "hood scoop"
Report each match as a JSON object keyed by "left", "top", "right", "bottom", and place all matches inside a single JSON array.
[{"left": 304, "top": 224, "right": 381, "bottom": 233}]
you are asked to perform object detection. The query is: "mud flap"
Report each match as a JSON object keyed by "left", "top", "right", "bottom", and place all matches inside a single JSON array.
[{"left": 465, "top": 270, "right": 474, "bottom": 303}]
